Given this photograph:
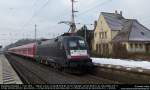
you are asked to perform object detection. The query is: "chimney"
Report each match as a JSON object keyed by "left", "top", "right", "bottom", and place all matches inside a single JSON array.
[
  {"left": 120, "top": 11, "right": 122, "bottom": 16},
  {"left": 115, "top": 10, "right": 118, "bottom": 15}
]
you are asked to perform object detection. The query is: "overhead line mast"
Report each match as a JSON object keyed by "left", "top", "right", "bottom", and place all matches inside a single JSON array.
[
  {"left": 71, "top": 0, "right": 76, "bottom": 33},
  {"left": 35, "top": 24, "right": 37, "bottom": 42},
  {"left": 59, "top": 0, "right": 78, "bottom": 33}
]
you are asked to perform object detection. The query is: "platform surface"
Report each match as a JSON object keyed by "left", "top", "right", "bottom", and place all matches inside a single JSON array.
[{"left": 0, "top": 54, "right": 22, "bottom": 84}]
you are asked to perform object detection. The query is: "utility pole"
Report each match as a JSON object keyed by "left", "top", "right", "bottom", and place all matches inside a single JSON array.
[
  {"left": 82, "top": 24, "right": 93, "bottom": 42},
  {"left": 84, "top": 25, "right": 87, "bottom": 42},
  {"left": 35, "top": 24, "right": 37, "bottom": 42}
]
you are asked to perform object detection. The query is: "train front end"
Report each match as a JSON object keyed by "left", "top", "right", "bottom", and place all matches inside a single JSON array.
[{"left": 63, "top": 36, "right": 94, "bottom": 71}]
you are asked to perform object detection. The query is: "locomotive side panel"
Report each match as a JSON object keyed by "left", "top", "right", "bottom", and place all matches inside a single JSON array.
[{"left": 35, "top": 39, "right": 66, "bottom": 65}]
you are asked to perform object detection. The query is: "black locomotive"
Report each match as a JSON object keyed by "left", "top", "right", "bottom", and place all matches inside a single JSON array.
[{"left": 35, "top": 33, "right": 94, "bottom": 72}]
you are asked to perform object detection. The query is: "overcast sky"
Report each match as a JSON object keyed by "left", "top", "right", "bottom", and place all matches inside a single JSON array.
[{"left": 0, "top": 0, "right": 150, "bottom": 46}]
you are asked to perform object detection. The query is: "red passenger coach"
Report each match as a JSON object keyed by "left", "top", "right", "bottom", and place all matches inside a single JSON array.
[{"left": 8, "top": 43, "right": 36, "bottom": 59}]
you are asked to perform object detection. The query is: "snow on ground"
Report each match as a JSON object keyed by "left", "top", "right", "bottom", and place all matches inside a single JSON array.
[{"left": 92, "top": 57, "right": 150, "bottom": 70}]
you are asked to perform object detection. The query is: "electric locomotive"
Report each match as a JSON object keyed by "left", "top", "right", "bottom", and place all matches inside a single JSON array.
[{"left": 35, "top": 33, "right": 93, "bottom": 72}]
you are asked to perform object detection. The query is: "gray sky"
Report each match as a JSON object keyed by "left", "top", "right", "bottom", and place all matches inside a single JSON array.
[{"left": 0, "top": 0, "right": 150, "bottom": 46}]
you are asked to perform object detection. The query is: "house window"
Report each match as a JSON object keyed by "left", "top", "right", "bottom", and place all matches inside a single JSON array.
[
  {"left": 130, "top": 43, "right": 133, "bottom": 48},
  {"left": 99, "top": 44, "right": 101, "bottom": 53},
  {"left": 106, "top": 44, "right": 108, "bottom": 49},
  {"left": 139, "top": 44, "right": 143, "bottom": 48},
  {"left": 102, "top": 32, "right": 104, "bottom": 39},
  {"left": 141, "top": 32, "right": 145, "bottom": 36},
  {"left": 99, "top": 32, "right": 107, "bottom": 39},
  {"left": 95, "top": 33, "right": 96, "bottom": 37},
  {"left": 101, "top": 21, "right": 102, "bottom": 24},
  {"left": 96, "top": 44, "right": 98, "bottom": 52},
  {"left": 99, "top": 32, "right": 101, "bottom": 39},
  {"left": 105, "top": 32, "right": 107, "bottom": 38},
  {"left": 135, "top": 44, "right": 138, "bottom": 48},
  {"left": 123, "top": 44, "right": 126, "bottom": 48},
  {"left": 100, "top": 32, "right": 103, "bottom": 39}
]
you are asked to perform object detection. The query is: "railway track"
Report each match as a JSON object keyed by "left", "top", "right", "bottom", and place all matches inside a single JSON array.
[
  {"left": 5, "top": 54, "right": 119, "bottom": 84},
  {"left": 5, "top": 55, "right": 47, "bottom": 84}
]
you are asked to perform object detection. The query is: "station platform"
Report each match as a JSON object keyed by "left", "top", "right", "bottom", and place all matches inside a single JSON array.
[{"left": 0, "top": 54, "right": 22, "bottom": 84}]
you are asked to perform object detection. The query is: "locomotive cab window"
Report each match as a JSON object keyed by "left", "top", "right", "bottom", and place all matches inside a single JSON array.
[
  {"left": 78, "top": 40, "right": 86, "bottom": 48},
  {"left": 67, "top": 37, "right": 87, "bottom": 50},
  {"left": 69, "top": 41, "right": 77, "bottom": 48}
]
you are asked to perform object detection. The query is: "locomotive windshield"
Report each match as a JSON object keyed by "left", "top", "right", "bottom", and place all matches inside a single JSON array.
[
  {"left": 68, "top": 38, "right": 87, "bottom": 50},
  {"left": 64, "top": 36, "right": 89, "bottom": 57}
]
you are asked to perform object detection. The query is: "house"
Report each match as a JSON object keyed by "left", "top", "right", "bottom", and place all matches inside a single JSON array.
[{"left": 93, "top": 11, "right": 150, "bottom": 56}]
